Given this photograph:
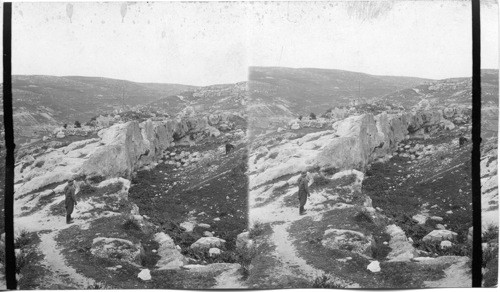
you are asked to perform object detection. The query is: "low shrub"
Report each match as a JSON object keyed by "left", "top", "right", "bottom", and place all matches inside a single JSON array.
[
  {"left": 311, "top": 274, "right": 345, "bottom": 288},
  {"left": 249, "top": 222, "right": 265, "bottom": 239},
  {"left": 34, "top": 160, "right": 45, "bottom": 168},
  {"left": 16, "top": 248, "right": 39, "bottom": 274}
]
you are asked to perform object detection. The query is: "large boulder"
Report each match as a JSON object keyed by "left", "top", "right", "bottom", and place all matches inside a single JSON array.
[
  {"left": 91, "top": 237, "right": 143, "bottom": 265},
  {"left": 321, "top": 229, "right": 373, "bottom": 256},
  {"left": 385, "top": 224, "right": 418, "bottom": 262},
  {"left": 422, "top": 230, "right": 458, "bottom": 243},
  {"left": 190, "top": 237, "right": 226, "bottom": 251},
  {"left": 154, "top": 232, "right": 187, "bottom": 270}
]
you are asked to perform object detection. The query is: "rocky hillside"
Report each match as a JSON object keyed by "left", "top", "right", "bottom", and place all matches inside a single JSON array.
[
  {"left": 144, "top": 82, "right": 247, "bottom": 118},
  {"left": 248, "top": 68, "right": 498, "bottom": 136},
  {"left": 247, "top": 67, "right": 431, "bottom": 133},
  {"left": 9, "top": 75, "right": 195, "bottom": 144},
  {"left": 245, "top": 107, "right": 497, "bottom": 288},
  {"left": 11, "top": 112, "right": 249, "bottom": 289}
]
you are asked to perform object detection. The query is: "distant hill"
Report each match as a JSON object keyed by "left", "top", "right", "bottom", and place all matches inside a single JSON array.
[
  {"left": 144, "top": 82, "right": 248, "bottom": 117},
  {"left": 247, "top": 66, "right": 433, "bottom": 132},
  {"left": 8, "top": 75, "right": 196, "bottom": 143}
]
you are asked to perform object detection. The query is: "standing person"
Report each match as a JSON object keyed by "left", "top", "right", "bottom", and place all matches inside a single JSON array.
[
  {"left": 297, "top": 171, "right": 310, "bottom": 215},
  {"left": 64, "top": 180, "right": 78, "bottom": 224}
]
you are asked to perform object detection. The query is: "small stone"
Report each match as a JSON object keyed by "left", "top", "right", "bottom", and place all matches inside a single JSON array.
[
  {"left": 367, "top": 261, "right": 381, "bottom": 273},
  {"left": 203, "top": 231, "right": 214, "bottom": 237},
  {"left": 446, "top": 210, "right": 453, "bottom": 214},
  {"left": 213, "top": 217, "right": 221, "bottom": 221},
  {"left": 383, "top": 241, "right": 388, "bottom": 245},
  {"left": 440, "top": 240, "right": 453, "bottom": 249},
  {"left": 208, "top": 247, "right": 222, "bottom": 257},
  {"left": 197, "top": 223, "right": 211, "bottom": 229},
  {"left": 430, "top": 216, "right": 443, "bottom": 221},
  {"left": 436, "top": 224, "right": 446, "bottom": 230},
  {"left": 138, "top": 269, "right": 151, "bottom": 281}
]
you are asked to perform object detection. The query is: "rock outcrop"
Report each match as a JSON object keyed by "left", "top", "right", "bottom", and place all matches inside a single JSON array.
[
  {"left": 15, "top": 116, "right": 217, "bottom": 197},
  {"left": 251, "top": 109, "right": 466, "bottom": 188}
]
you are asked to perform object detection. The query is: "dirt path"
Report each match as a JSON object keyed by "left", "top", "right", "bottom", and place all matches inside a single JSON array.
[
  {"left": 423, "top": 258, "right": 471, "bottom": 288},
  {"left": 271, "top": 222, "right": 324, "bottom": 279},
  {"left": 15, "top": 198, "right": 96, "bottom": 289},
  {"left": 213, "top": 265, "right": 246, "bottom": 289},
  {"left": 38, "top": 231, "right": 95, "bottom": 288}
]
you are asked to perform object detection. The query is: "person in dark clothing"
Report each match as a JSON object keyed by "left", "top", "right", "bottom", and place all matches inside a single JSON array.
[
  {"left": 297, "top": 171, "right": 310, "bottom": 215},
  {"left": 64, "top": 180, "right": 78, "bottom": 224},
  {"left": 225, "top": 143, "right": 235, "bottom": 155}
]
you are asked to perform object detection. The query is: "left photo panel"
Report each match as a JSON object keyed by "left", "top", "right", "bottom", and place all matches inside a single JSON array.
[{"left": 10, "top": 2, "right": 249, "bottom": 289}]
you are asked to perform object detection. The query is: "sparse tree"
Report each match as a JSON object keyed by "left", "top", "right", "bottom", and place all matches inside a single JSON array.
[
  {"left": 298, "top": 115, "right": 303, "bottom": 120},
  {"left": 63, "top": 123, "right": 68, "bottom": 129},
  {"left": 74, "top": 121, "right": 81, "bottom": 128},
  {"left": 309, "top": 112, "right": 317, "bottom": 120}
]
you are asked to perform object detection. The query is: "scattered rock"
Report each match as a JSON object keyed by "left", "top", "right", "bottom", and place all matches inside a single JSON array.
[
  {"left": 197, "top": 223, "right": 211, "bottom": 229},
  {"left": 180, "top": 222, "right": 195, "bottom": 232},
  {"left": 137, "top": 269, "right": 151, "bottom": 281},
  {"left": 436, "top": 224, "right": 446, "bottom": 230},
  {"left": 190, "top": 237, "right": 226, "bottom": 251},
  {"left": 412, "top": 214, "right": 428, "bottom": 225},
  {"left": 154, "top": 232, "right": 187, "bottom": 270},
  {"left": 203, "top": 231, "right": 214, "bottom": 237},
  {"left": 91, "top": 237, "right": 143, "bottom": 265},
  {"left": 422, "top": 230, "right": 458, "bottom": 243},
  {"left": 440, "top": 241, "right": 453, "bottom": 249},
  {"left": 367, "top": 261, "right": 381, "bottom": 273},
  {"left": 208, "top": 247, "right": 222, "bottom": 257},
  {"left": 430, "top": 216, "right": 443, "bottom": 222},
  {"left": 321, "top": 229, "right": 373, "bottom": 256},
  {"left": 236, "top": 231, "right": 253, "bottom": 250},
  {"left": 385, "top": 224, "right": 418, "bottom": 261}
]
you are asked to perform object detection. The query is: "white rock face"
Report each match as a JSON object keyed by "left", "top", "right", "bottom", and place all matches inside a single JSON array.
[
  {"left": 190, "top": 237, "right": 226, "bottom": 251},
  {"left": 251, "top": 110, "right": 453, "bottom": 188},
  {"left": 367, "top": 261, "right": 381, "bottom": 273}
]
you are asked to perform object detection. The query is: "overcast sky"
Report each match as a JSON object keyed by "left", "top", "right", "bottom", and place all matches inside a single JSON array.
[{"left": 12, "top": 1, "right": 499, "bottom": 86}]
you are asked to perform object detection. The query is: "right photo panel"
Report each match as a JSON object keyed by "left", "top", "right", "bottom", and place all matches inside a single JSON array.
[{"left": 246, "top": 0, "right": 498, "bottom": 288}]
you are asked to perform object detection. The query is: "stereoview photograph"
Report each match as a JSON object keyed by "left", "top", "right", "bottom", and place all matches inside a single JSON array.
[{"left": 4, "top": 0, "right": 499, "bottom": 289}]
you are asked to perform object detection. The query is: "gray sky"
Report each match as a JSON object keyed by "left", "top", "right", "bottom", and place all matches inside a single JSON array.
[{"left": 12, "top": 1, "right": 499, "bottom": 86}]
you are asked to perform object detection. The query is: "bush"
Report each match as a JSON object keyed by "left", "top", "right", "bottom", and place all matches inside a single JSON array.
[
  {"left": 15, "top": 230, "right": 34, "bottom": 249},
  {"left": 310, "top": 175, "right": 331, "bottom": 189},
  {"left": 122, "top": 218, "right": 142, "bottom": 231},
  {"left": 354, "top": 209, "right": 374, "bottom": 224},
  {"left": 236, "top": 244, "right": 264, "bottom": 279},
  {"left": 311, "top": 274, "right": 345, "bottom": 288},
  {"left": 249, "top": 222, "right": 265, "bottom": 239},
  {"left": 16, "top": 248, "right": 39, "bottom": 274},
  {"left": 74, "top": 121, "right": 81, "bottom": 128},
  {"left": 482, "top": 225, "right": 498, "bottom": 243},
  {"left": 34, "top": 160, "right": 45, "bottom": 168},
  {"left": 309, "top": 112, "right": 316, "bottom": 120}
]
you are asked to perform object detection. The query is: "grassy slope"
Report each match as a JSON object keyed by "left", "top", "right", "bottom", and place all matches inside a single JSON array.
[{"left": 128, "top": 134, "right": 248, "bottom": 251}]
